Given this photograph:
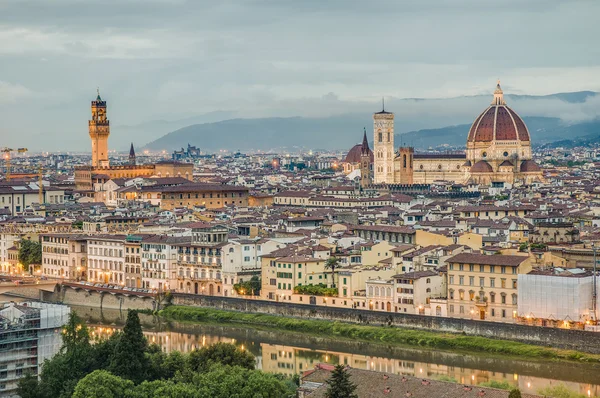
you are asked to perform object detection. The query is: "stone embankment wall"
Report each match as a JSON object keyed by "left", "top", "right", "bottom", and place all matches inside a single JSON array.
[
  {"left": 42, "top": 285, "right": 600, "bottom": 354},
  {"left": 43, "top": 285, "right": 155, "bottom": 311},
  {"left": 173, "top": 293, "right": 600, "bottom": 354}
]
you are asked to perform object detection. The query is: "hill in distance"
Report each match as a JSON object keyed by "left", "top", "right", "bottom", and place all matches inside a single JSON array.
[{"left": 143, "top": 91, "right": 600, "bottom": 152}]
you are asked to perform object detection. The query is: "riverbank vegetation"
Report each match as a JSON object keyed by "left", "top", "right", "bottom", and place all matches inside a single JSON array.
[
  {"left": 18, "top": 311, "right": 297, "bottom": 398},
  {"left": 294, "top": 283, "right": 338, "bottom": 296},
  {"left": 160, "top": 306, "right": 600, "bottom": 363}
]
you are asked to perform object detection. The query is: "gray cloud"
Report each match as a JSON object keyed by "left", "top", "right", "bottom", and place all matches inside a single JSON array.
[{"left": 0, "top": 0, "right": 598, "bottom": 150}]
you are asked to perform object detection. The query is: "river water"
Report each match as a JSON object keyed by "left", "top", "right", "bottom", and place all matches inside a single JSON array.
[{"left": 72, "top": 306, "right": 600, "bottom": 397}]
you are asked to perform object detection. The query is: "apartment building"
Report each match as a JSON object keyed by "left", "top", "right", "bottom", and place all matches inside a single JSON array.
[
  {"left": 173, "top": 224, "right": 228, "bottom": 295},
  {"left": 446, "top": 253, "right": 533, "bottom": 323},
  {"left": 261, "top": 253, "right": 330, "bottom": 302},
  {"left": 0, "top": 233, "right": 21, "bottom": 274},
  {"left": 141, "top": 235, "right": 182, "bottom": 291},
  {"left": 124, "top": 235, "right": 143, "bottom": 288},
  {"left": 41, "top": 234, "right": 87, "bottom": 280},
  {"left": 87, "top": 235, "right": 127, "bottom": 285},
  {"left": 0, "top": 302, "right": 69, "bottom": 397},
  {"left": 221, "top": 238, "right": 282, "bottom": 297}
]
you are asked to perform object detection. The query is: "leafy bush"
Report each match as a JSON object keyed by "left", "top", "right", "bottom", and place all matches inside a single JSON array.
[
  {"left": 479, "top": 380, "right": 513, "bottom": 390},
  {"left": 538, "top": 384, "right": 591, "bottom": 398},
  {"left": 294, "top": 283, "right": 338, "bottom": 296},
  {"left": 234, "top": 275, "right": 261, "bottom": 296}
]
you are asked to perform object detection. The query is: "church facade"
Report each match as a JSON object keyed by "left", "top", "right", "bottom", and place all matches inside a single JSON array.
[
  {"left": 343, "top": 82, "right": 543, "bottom": 186},
  {"left": 75, "top": 92, "right": 193, "bottom": 192}
]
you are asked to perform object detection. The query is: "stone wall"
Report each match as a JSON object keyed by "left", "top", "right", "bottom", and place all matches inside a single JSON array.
[
  {"left": 173, "top": 293, "right": 600, "bottom": 354},
  {"left": 43, "top": 285, "right": 155, "bottom": 311}
]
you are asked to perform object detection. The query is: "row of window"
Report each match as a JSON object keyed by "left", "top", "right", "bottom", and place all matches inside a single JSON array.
[
  {"left": 449, "top": 275, "right": 517, "bottom": 289},
  {"left": 449, "top": 263, "right": 518, "bottom": 274}
]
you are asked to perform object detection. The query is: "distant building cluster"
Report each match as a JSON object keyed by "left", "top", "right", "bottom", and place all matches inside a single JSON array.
[{"left": 172, "top": 144, "right": 202, "bottom": 161}]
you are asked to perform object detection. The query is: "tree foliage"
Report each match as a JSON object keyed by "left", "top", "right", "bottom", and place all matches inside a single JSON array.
[
  {"left": 18, "top": 310, "right": 297, "bottom": 398},
  {"left": 72, "top": 370, "right": 134, "bottom": 398},
  {"left": 508, "top": 389, "right": 522, "bottom": 398},
  {"left": 233, "top": 275, "right": 261, "bottom": 296},
  {"left": 18, "top": 239, "right": 42, "bottom": 269},
  {"left": 324, "top": 256, "right": 340, "bottom": 288},
  {"left": 294, "top": 283, "right": 338, "bottom": 296},
  {"left": 188, "top": 342, "right": 255, "bottom": 374},
  {"left": 537, "top": 384, "right": 589, "bottom": 398},
  {"left": 325, "top": 364, "right": 358, "bottom": 398},
  {"left": 109, "top": 310, "right": 148, "bottom": 383}
]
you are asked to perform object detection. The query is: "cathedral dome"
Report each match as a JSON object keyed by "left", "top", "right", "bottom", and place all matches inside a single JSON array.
[
  {"left": 471, "top": 160, "right": 493, "bottom": 173},
  {"left": 520, "top": 159, "right": 541, "bottom": 172},
  {"left": 467, "top": 82, "right": 530, "bottom": 144},
  {"left": 344, "top": 129, "right": 373, "bottom": 164},
  {"left": 344, "top": 144, "right": 365, "bottom": 163}
]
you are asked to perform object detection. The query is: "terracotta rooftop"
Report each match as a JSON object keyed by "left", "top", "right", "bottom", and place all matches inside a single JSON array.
[{"left": 302, "top": 366, "right": 543, "bottom": 398}]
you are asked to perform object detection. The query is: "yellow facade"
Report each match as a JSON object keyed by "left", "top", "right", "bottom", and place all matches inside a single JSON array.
[{"left": 446, "top": 254, "right": 533, "bottom": 323}]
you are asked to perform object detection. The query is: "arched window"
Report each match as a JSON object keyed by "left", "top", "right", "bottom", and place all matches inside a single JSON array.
[
  {"left": 403, "top": 154, "right": 407, "bottom": 168},
  {"left": 426, "top": 278, "right": 431, "bottom": 284},
  {"left": 426, "top": 288, "right": 431, "bottom": 293},
  {"left": 368, "top": 286, "right": 373, "bottom": 296},
  {"left": 378, "top": 132, "right": 382, "bottom": 142}
]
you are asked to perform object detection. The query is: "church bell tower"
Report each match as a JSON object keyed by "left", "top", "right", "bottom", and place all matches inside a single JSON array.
[
  {"left": 373, "top": 99, "right": 395, "bottom": 184},
  {"left": 359, "top": 127, "right": 372, "bottom": 188},
  {"left": 89, "top": 89, "right": 110, "bottom": 168}
]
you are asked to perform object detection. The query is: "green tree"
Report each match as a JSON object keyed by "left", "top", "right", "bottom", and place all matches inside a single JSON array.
[
  {"left": 324, "top": 256, "right": 340, "bottom": 288},
  {"left": 191, "top": 365, "right": 296, "bottom": 398},
  {"left": 18, "top": 239, "right": 42, "bottom": 271},
  {"left": 538, "top": 384, "right": 589, "bottom": 398},
  {"left": 509, "top": 389, "right": 522, "bottom": 398},
  {"left": 109, "top": 310, "right": 148, "bottom": 383},
  {"left": 62, "top": 312, "right": 90, "bottom": 353},
  {"left": 325, "top": 365, "right": 357, "bottom": 398},
  {"left": 16, "top": 372, "right": 40, "bottom": 398},
  {"left": 188, "top": 342, "right": 255, "bottom": 374},
  {"left": 72, "top": 370, "right": 134, "bottom": 398},
  {"left": 233, "top": 275, "right": 262, "bottom": 296},
  {"left": 34, "top": 312, "right": 98, "bottom": 398}
]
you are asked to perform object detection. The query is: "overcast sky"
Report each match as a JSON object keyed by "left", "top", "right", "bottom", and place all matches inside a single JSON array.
[{"left": 1, "top": 0, "right": 599, "bottom": 150}]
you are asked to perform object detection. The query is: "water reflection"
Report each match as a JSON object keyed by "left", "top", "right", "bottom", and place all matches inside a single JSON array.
[{"left": 75, "top": 306, "right": 600, "bottom": 397}]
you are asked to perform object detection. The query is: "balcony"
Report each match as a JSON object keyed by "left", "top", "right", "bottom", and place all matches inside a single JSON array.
[{"left": 475, "top": 298, "right": 488, "bottom": 307}]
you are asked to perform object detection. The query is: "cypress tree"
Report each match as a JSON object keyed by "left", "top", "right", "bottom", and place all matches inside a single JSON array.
[
  {"left": 109, "top": 310, "right": 148, "bottom": 383},
  {"left": 325, "top": 365, "right": 358, "bottom": 398},
  {"left": 508, "top": 389, "right": 522, "bottom": 398}
]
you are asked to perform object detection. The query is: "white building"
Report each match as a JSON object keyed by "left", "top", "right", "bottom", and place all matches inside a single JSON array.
[
  {"left": 87, "top": 235, "right": 126, "bottom": 285},
  {"left": 141, "top": 235, "right": 181, "bottom": 291},
  {"left": 518, "top": 268, "right": 600, "bottom": 326}
]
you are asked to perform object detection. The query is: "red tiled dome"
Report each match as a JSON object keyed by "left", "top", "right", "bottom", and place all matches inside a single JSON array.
[
  {"left": 344, "top": 144, "right": 373, "bottom": 163},
  {"left": 467, "top": 83, "right": 530, "bottom": 143},
  {"left": 470, "top": 160, "right": 493, "bottom": 173},
  {"left": 520, "top": 160, "right": 541, "bottom": 172}
]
